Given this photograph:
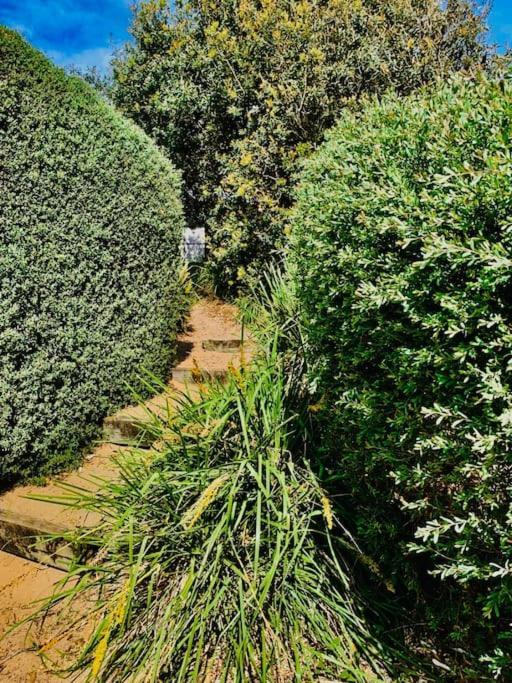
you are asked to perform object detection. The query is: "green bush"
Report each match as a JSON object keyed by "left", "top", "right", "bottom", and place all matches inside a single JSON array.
[
  {"left": 112, "top": 0, "right": 488, "bottom": 293},
  {"left": 291, "top": 72, "right": 512, "bottom": 679},
  {"left": 0, "top": 28, "right": 185, "bottom": 483}
]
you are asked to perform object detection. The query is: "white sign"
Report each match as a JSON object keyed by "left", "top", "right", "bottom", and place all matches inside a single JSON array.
[{"left": 182, "top": 227, "right": 205, "bottom": 262}]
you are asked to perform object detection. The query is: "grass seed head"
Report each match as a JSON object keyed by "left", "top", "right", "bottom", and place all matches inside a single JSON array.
[{"left": 181, "top": 473, "right": 230, "bottom": 530}]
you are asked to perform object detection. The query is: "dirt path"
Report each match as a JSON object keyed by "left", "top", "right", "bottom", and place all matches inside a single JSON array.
[
  {"left": 0, "top": 298, "right": 247, "bottom": 681},
  {"left": 0, "top": 551, "right": 92, "bottom": 682}
]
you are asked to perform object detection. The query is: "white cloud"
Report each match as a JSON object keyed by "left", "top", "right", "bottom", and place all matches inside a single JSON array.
[{"left": 46, "top": 46, "right": 113, "bottom": 73}]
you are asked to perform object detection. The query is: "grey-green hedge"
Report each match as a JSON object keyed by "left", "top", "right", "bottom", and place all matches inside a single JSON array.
[
  {"left": 0, "top": 28, "right": 184, "bottom": 483},
  {"left": 291, "top": 73, "right": 512, "bottom": 679}
]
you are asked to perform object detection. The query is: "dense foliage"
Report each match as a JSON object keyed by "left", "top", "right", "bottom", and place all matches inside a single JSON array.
[
  {"left": 35, "top": 304, "right": 396, "bottom": 682},
  {"left": 113, "top": 0, "right": 487, "bottom": 292},
  {"left": 0, "top": 28, "right": 184, "bottom": 482},
  {"left": 291, "top": 73, "right": 512, "bottom": 679}
]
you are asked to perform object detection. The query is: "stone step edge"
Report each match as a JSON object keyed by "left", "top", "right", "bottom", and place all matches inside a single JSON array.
[
  {"left": 202, "top": 339, "right": 243, "bottom": 352},
  {"left": 0, "top": 508, "right": 77, "bottom": 571},
  {"left": 171, "top": 367, "right": 228, "bottom": 383},
  {"left": 102, "top": 413, "right": 155, "bottom": 446},
  {"left": 103, "top": 368, "right": 229, "bottom": 445}
]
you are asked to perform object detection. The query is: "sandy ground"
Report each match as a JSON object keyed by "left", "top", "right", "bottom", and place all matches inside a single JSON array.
[
  {"left": 0, "top": 551, "right": 92, "bottom": 681},
  {"left": 0, "top": 298, "right": 246, "bottom": 681}
]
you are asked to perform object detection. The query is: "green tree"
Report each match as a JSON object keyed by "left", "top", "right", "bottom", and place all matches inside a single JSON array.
[
  {"left": 113, "top": 0, "right": 488, "bottom": 292},
  {"left": 68, "top": 64, "right": 113, "bottom": 100}
]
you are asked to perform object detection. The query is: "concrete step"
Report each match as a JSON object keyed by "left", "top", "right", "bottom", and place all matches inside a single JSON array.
[
  {"left": 0, "top": 509, "right": 75, "bottom": 570},
  {"left": 102, "top": 368, "right": 229, "bottom": 445},
  {"left": 171, "top": 367, "right": 228, "bottom": 384},
  {"left": 102, "top": 412, "right": 150, "bottom": 446},
  {"left": 202, "top": 339, "right": 243, "bottom": 352}
]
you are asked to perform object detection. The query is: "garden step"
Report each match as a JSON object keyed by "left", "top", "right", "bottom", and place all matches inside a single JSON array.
[
  {"left": 202, "top": 338, "right": 243, "bottom": 352},
  {"left": 0, "top": 509, "right": 74, "bottom": 570},
  {"left": 171, "top": 366, "right": 228, "bottom": 384},
  {"left": 103, "top": 411, "right": 151, "bottom": 446},
  {"left": 103, "top": 369, "right": 229, "bottom": 444}
]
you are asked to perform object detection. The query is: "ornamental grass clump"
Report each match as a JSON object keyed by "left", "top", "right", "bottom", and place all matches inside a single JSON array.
[
  {"left": 33, "top": 334, "right": 396, "bottom": 681},
  {"left": 0, "top": 28, "right": 185, "bottom": 482},
  {"left": 291, "top": 70, "right": 512, "bottom": 679}
]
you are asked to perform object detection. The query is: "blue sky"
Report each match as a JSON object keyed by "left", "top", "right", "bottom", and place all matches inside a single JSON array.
[
  {"left": 0, "top": 0, "right": 132, "bottom": 72},
  {"left": 489, "top": 0, "right": 512, "bottom": 52},
  {"left": 0, "top": 1, "right": 511, "bottom": 73}
]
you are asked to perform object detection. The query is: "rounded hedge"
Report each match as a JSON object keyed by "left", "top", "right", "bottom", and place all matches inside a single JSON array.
[
  {"left": 0, "top": 28, "right": 184, "bottom": 482},
  {"left": 291, "top": 73, "right": 512, "bottom": 678}
]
